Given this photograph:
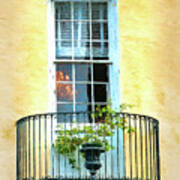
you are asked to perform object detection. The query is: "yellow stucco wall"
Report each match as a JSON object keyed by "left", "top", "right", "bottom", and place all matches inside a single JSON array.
[
  {"left": 0, "top": 0, "right": 49, "bottom": 179},
  {"left": 119, "top": 0, "right": 180, "bottom": 179},
  {"left": 0, "top": 0, "right": 180, "bottom": 179}
]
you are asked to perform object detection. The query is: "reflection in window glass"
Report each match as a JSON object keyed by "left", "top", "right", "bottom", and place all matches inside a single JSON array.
[
  {"left": 57, "top": 104, "right": 73, "bottom": 113},
  {"left": 74, "top": 41, "right": 90, "bottom": 59},
  {"left": 55, "top": 2, "right": 110, "bottom": 116},
  {"left": 75, "top": 64, "right": 91, "bottom": 81},
  {"left": 56, "top": 2, "right": 71, "bottom": 20},
  {"left": 92, "top": 3, "right": 107, "bottom": 20},
  {"left": 92, "top": 23, "right": 108, "bottom": 40},
  {"left": 92, "top": 42, "right": 108, "bottom": 59},
  {"left": 74, "top": 2, "right": 89, "bottom": 20},
  {"left": 74, "top": 22, "right": 90, "bottom": 40},
  {"left": 76, "top": 84, "right": 91, "bottom": 103},
  {"left": 56, "top": 83, "right": 73, "bottom": 102},
  {"left": 56, "top": 64, "right": 72, "bottom": 81}
]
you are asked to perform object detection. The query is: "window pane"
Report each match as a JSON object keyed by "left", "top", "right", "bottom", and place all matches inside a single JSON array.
[
  {"left": 56, "top": 2, "right": 71, "bottom": 20},
  {"left": 74, "top": 22, "right": 90, "bottom": 40},
  {"left": 56, "top": 64, "right": 72, "bottom": 81},
  {"left": 92, "top": 23, "right": 108, "bottom": 40},
  {"left": 94, "top": 84, "right": 107, "bottom": 102},
  {"left": 92, "top": 3, "right": 107, "bottom": 20},
  {"left": 94, "top": 64, "right": 108, "bottom": 82},
  {"left": 56, "top": 83, "right": 73, "bottom": 102},
  {"left": 75, "top": 108, "right": 93, "bottom": 123},
  {"left": 57, "top": 104, "right": 73, "bottom": 123},
  {"left": 75, "top": 64, "right": 91, "bottom": 81},
  {"left": 74, "top": 2, "right": 89, "bottom": 20},
  {"left": 92, "top": 42, "right": 108, "bottom": 59},
  {"left": 76, "top": 84, "right": 91, "bottom": 103},
  {"left": 57, "top": 104, "right": 73, "bottom": 113},
  {"left": 74, "top": 41, "right": 90, "bottom": 59},
  {"left": 57, "top": 22, "right": 72, "bottom": 40},
  {"left": 76, "top": 104, "right": 92, "bottom": 112},
  {"left": 56, "top": 41, "right": 72, "bottom": 59}
]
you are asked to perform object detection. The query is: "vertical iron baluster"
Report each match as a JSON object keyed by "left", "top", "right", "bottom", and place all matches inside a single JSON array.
[
  {"left": 77, "top": 113, "right": 81, "bottom": 179},
  {"left": 156, "top": 121, "right": 161, "bottom": 180},
  {"left": 64, "top": 114, "right": 67, "bottom": 179},
  {"left": 28, "top": 117, "right": 31, "bottom": 179},
  {"left": 117, "top": 116, "right": 120, "bottom": 179},
  {"left": 122, "top": 113, "right": 126, "bottom": 180},
  {"left": 129, "top": 114, "right": 133, "bottom": 179},
  {"left": 44, "top": 114, "right": 48, "bottom": 177},
  {"left": 16, "top": 122, "right": 20, "bottom": 180},
  {"left": 25, "top": 120, "right": 27, "bottom": 179},
  {"left": 134, "top": 115, "right": 138, "bottom": 179},
  {"left": 140, "top": 116, "right": 144, "bottom": 179},
  {"left": 51, "top": 114, "right": 54, "bottom": 177},
  {"left": 111, "top": 116, "right": 114, "bottom": 179},
  {"left": 149, "top": 119, "right": 152, "bottom": 180},
  {"left": 153, "top": 120, "right": 156, "bottom": 180},
  {"left": 33, "top": 116, "right": 36, "bottom": 178},
  {"left": 39, "top": 115, "right": 41, "bottom": 178},
  {"left": 22, "top": 122, "right": 25, "bottom": 179},
  {"left": 57, "top": 113, "right": 60, "bottom": 178},
  {"left": 145, "top": 117, "right": 149, "bottom": 179}
]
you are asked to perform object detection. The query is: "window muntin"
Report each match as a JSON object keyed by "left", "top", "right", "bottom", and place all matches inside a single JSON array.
[
  {"left": 55, "top": 1, "right": 108, "bottom": 60},
  {"left": 55, "top": 1, "right": 110, "bottom": 116}
]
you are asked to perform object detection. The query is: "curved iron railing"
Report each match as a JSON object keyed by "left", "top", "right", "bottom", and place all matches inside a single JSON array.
[{"left": 16, "top": 112, "right": 160, "bottom": 180}]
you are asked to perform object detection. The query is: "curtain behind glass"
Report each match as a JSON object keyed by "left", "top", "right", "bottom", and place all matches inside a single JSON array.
[{"left": 55, "top": 2, "right": 108, "bottom": 60}]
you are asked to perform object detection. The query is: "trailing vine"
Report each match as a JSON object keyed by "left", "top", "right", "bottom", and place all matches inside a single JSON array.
[{"left": 54, "top": 102, "right": 134, "bottom": 169}]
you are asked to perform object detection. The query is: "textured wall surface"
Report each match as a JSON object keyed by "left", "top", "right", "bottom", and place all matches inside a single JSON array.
[
  {"left": 118, "top": 0, "right": 180, "bottom": 179},
  {"left": 0, "top": 0, "right": 48, "bottom": 179},
  {"left": 0, "top": 0, "right": 180, "bottom": 179}
]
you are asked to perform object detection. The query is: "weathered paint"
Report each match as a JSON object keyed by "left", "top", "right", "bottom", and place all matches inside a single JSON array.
[
  {"left": 118, "top": 0, "right": 180, "bottom": 179},
  {"left": 0, "top": 0, "right": 180, "bottom": 179},
  {"left": 0, "top": 0, "right": 49, "bottom": 179}
]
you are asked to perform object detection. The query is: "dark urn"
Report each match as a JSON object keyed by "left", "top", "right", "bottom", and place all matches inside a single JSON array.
[{"left": 80, "top": 143, "right": 105, "bottom": 179}]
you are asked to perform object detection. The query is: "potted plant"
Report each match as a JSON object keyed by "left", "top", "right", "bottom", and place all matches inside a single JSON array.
[{"left": 54, "top": 103, "right": 134, "bottom": 177}]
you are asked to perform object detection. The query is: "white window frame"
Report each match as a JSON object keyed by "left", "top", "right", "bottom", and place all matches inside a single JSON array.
[{"left": 47, "top": 0, "right": 121, "bottom": 113}]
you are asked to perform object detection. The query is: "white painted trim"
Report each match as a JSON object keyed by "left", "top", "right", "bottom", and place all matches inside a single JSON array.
[{"left": 108, "top": 0, "right": 121, "bottom": 111}]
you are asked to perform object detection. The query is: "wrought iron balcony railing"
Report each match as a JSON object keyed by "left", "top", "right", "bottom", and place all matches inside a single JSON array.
[{"left": 16, "top": 112, "right": 160, "bottom": 180}]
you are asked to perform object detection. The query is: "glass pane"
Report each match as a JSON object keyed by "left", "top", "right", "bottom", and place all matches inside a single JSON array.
[
  {"left": 76, "top": 84, "right": 91, "bottom": 103},
  {"left": 56, "top": 41, "right": 72, "bottom": 59},
  {"left": 56, "top": 2, "right": 71, "bottom": 20},
  {"left": 74, "top": 2, "right": 89, "bottom": 20},
  {"left": 76, "top": 104, "right": 92, "bottom": 112},
  {"left": 59, "top": 22, "right": 72, "bottom": 40},
  {"left": 57, "top": 104, "right": 73, "bottom": 113},
  {"left": 56, "top": 64, "right": 72, "bottom": 81},
  {"left": 75, "top": 64, "right": 91, "bottom": 81},
  {"left": 92, "top": 42, "right": 108, "bottom": 59},
  {"left": 92, "top": 3, "right": 107, "bottom": 20},
  {"left": 92, "top": 23, "right": 108, "bottom": 40},
  {"left": 74, "top": 41, "right": 90, "bottom": 59},
  {"left": 56, "top": 83, "right": 73, "bottom": 102},
  {"left": 74, "top": 22, "right": 90, "bottom": 40},
  {"left": 93, "top": 64, "right": 108, "bottom": 82},
  {"left": 94, "top": 84, "right": 107, "bottom": 102},
  {"left": 75, "top": 108, "right": 93, "bottom": 123},
  {"left": 57, "top": 104, "right": 73, "bottom": 122}
]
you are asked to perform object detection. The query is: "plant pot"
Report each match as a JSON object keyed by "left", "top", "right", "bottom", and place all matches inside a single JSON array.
[{"left": 80, "top": 143, "right": 105, "bottom": 178}]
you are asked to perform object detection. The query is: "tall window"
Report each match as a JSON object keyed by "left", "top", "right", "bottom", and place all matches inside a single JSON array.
[{"left": 55, "top": 1, "right": 111, "bottom": 115}]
